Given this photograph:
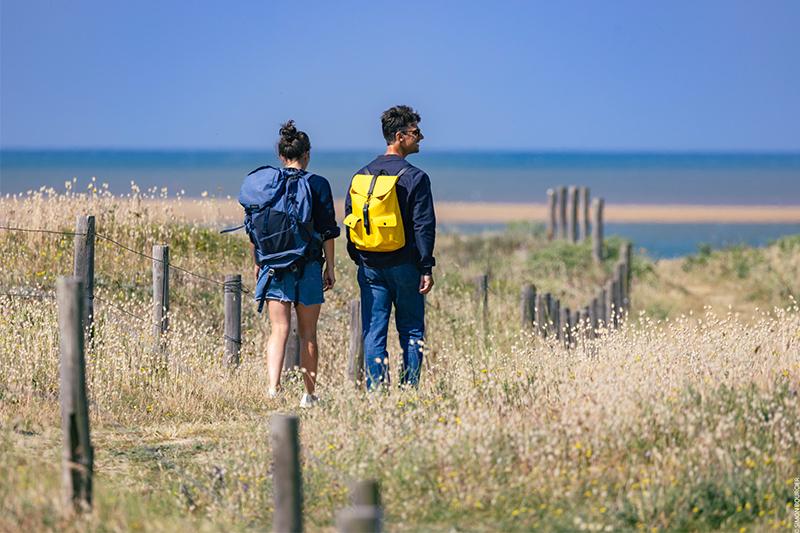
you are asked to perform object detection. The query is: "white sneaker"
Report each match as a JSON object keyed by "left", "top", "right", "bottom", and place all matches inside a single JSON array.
[
  {"left": 268, "top": 387, "right": 279, "bottom": 399},
  {"left": 299, "top": 393, "right": 318, "bottom": 408}
]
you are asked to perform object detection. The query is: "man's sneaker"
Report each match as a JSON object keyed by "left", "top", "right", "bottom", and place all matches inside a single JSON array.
[
  {"left": 299, "top": 393, "right": 318, "bottom": 408},
  {"left": 268, "top": 387, "right": 279, "bottom": 399}
]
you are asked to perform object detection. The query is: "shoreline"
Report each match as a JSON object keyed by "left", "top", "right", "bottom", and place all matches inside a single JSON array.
[
  {"left": 162, "top": 200, "right": 800, "bottom": 224},
  {"left": 4, "top": 197, "right": 799, "bottom": 224}
]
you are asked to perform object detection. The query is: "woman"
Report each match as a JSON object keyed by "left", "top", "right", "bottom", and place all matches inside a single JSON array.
[{"left": 256, "top": 121, "right": 339, "bottom": 407}]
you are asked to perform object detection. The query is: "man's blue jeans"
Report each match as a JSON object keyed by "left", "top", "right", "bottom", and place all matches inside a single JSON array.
[{"left": 357, "top": 263, "right": 425, "bottom": 389}]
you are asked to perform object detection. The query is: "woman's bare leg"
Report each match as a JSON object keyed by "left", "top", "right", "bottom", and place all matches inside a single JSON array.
[
  {"left": 267, "top": 300, "right": 292, "bottom": 394},
  {"left": 296, "top": 303, "right": 321, "bottom": 395}
]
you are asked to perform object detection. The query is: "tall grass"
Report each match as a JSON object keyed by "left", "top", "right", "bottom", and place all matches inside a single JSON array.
[{"left": 1, "top": 188, "right": 798, "bottom": 531}]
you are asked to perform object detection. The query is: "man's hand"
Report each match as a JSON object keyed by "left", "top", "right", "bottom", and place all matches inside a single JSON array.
[
  {"left": 254, "top": 264, "right": 261, "bottom": 282},
  {"left": 419, "top": 274, "right": 434, "bottom": 295},
  {"left": 323, "top": 265, "right": 336, "bottom": 291}
]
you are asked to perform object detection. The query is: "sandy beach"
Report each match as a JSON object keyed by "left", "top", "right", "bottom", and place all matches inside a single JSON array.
[{"left": 165, "top": 199, "right": 800, "bottom": 224}]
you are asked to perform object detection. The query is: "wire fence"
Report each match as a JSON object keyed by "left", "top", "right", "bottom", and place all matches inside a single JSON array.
[{"left": 1, "top": 224, "right": 254, "bottom": 334}]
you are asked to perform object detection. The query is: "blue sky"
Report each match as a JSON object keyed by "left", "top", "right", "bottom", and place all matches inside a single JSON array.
[{"left": 1, "top": 0, "right": 799, "bottom": 151}]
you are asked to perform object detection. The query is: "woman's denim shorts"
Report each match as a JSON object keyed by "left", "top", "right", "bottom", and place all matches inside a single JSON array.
[{"left": 265, "top": 261, "right": 324, "bottom": 306}]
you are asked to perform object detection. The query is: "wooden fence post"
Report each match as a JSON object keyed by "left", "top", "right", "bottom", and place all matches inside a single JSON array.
[
  {"left": 589, "top": 297, "right": 599, "bottom": 338},
  {"left": 73, "top": 216, "right": 95, "bottom": 339},
  {"left": 474, "top": 274, "right": 489, "bottom": 333},
  {"left": 608, "top": 279, "right": 619, "bottom": 328},
  {"left": 621, "top": 241, "right": 633, "bottom": 310},
  {"left": 535, "top": 293, "right": 548, "bottom": 338},
  {"left": 558, "top": 185, "right": 567, "bottom": 239},
  {"left": 567, "top": 185, "right": 578, "bottom": 243},
  {"left": 592, "top": 198, "right": 604, "bottom": 263},
  {"left": 580, "top": 306, "right": 590, "bottom": 343},
  {"left": 284, "top": 309, "right": 301, "bottom": 371},
  {"left": 223, "top": 274, "right": 242, "bottom": 368},
  {"left": 550, "top": 298, "right": 561, "bottom": 338},
  {"left": 152, "top": 245, "right": 169, "bottom": 347},
  {"left": 338, "top": 479, "right": 383, "bottom": 532},
  {"left": 271, "top": 414, "right": 302, "bottom": 533},
  {"left": 559, "top": 306, "right": 570, "bottom": 348},
  {"left": 579, "top": 187, "right": 590, "bottom": 242},
  {"left": 546, "top": 188, "right": 556, "bottom": 241},
  {"left": 600, "top": 285, "right": 610, "bottom": 330},
  {"left": 615, "top": 262, "right": 627, "bottom": 317},
  {"left": 337, "top": 506, "right": 382, "bottom": 533},
  {"left": 347, "top": 299, "right": 364, "bottom": 385},
  {"left": 57, "top": 277, "right": 93, "bottom": 512},
  {"left": 351, "top": 479, "right": 381, "bottom": 507},
  {"left": 521, "top": 284, "right": 536, "bottom": 331},
  {"left": 614, "top": 265, "right": 625, "bottom": 324}
]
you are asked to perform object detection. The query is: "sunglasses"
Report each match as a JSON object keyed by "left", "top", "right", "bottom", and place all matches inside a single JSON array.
[{"left": 402, "top": 128, "right": 421, "bottom": 137}]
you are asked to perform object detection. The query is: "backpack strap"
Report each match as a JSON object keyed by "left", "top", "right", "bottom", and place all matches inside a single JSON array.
[
  {"left": 255, "top": 267, "right": 276, "bottom": 313},
  {"left": 220, "top": 223, "right": 245, "bottom": 234},
  {"left": 247, "top": 164, "right": 274, "bottom": 176}
]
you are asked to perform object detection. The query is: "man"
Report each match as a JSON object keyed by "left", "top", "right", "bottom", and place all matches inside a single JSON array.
[{"left": 344, "top": 105, "right": 436, "bottom": 389}]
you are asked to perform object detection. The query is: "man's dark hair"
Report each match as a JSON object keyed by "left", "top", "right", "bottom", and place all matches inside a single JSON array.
[
  {"left": 381, "top": 105, "right": 421, "bottom": 144},
  {"left": 277, "top": 120, "right": 311, "bottom": 161}
]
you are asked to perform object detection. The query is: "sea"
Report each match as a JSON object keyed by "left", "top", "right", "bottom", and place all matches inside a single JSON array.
[{"left": 2, "top": 150, "right": 799, "bottom": 259}]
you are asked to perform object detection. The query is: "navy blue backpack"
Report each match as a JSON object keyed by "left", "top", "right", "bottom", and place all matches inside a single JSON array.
[{"left": 223, "top": 165, "right": 321, "bottom": 311}]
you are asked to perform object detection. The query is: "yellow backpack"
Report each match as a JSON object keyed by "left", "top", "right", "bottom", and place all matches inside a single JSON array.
[{"left": 343, "top": 167, "right": 408, "bottom": 252}]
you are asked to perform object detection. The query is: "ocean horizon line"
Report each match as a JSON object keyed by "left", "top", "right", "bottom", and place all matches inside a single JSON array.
[{"left": 3, "top": 147, "right": 800, "bottom": 157}]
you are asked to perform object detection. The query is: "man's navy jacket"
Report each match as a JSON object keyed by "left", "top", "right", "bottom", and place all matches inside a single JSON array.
[{"left": 344, "top": 154, "right": 436, "bottom": 275}]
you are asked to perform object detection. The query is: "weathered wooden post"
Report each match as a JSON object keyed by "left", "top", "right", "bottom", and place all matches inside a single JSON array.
[
  {"left": 608, "top": 279, "right": 619, "bottom": 328},
  {"left": 152, "top": 245, "right": 169, "bottom": 346},
  {"left": 546, "top": 188, "right": 557, "bottom": 241},
  {"left": 592, "top": 198, "right": 604, "bottom": 263},
  {"left": 284, "top": 309, "right": 301, "bottom": 371},
  {"left": 223, "top": 274, "right": 242, "bottom": 368},
  {"left": 567, "top": 185, "right": 578, "bottom": 243},
  {"left": 580, "top": 306, "right": 590, "bottom": 343},
  {"left": 535, "top": 292, "right": 549, "bottom": 337},
  {"left": 551, "top": 298, "right": 561, "bottom": 338},
  {"left": 558, "top": 185, "right": 568, "bottom": 239},
  {"left": 615, "top": 264, "right": 626, "bottom": 324},
  {"left": 589, "top": 297, "right": 599, "bottom": 338},
  {"left": 271, "top": 414, "right": 302, "bottom": 533},
  {"left": 351, "top": 479, "right": 381, "bottom": 507},
  {"left": 337, "top": 506, "right": 382, "bottom": 533},
  {"left": 73, "top": 216, "right": 95, "bottom": 338},
  {"left": 559, "top": 306, "right": 570, "bottom": 347},
  {"left": 347, "top": 299, "right": 364, "bottom": 385},
  {"left": 57, "top": 277, "right": 93, "bottom": 512},
  {"left": 579, "top": 187, "right": 590, "bottom": 242},
  {"left": 474, "top": 273, "right": 489, "bottom": 333},
  {"left": 615, "top": 262, "right": 627, "bottom": 316},
  {"left": 341, "top": 478, "right": 383, "bottom": 531},
  {"left": 621, "top": 241, "right": 633, "bottom": 309},
  {"left": 601, "top": 284, "right": 610, "bottom": 330},
  {"left": 521, "top": 284, "right": 536, "bottom": 331}
]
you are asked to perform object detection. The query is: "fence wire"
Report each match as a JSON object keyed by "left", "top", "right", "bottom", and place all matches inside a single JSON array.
[{"left": 1, "top": 225, "right": 252, "bottom": 295}]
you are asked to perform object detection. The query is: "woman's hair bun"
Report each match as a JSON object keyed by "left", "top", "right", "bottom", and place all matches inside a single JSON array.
[
  {"left": 279, "top": 120, "right": 298, "bottom": 140},
  {"left": 277, "top": 120, "right": 311, "bottom": 161}
]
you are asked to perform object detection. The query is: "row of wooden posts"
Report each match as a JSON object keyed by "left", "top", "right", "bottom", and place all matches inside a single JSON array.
[
  {"left": 57, "top": 276, "right": 384, "bottom": 531},
  {"left": 473, "top": 241, "right": 633, "bottom": 347},
  {"left": 546, "top": 185, "right": 605, "bottom": 264}
]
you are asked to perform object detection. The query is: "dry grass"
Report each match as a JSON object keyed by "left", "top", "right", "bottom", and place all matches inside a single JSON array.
[{"left": 1, "top": 186, "right": 799, "bottom": 532}]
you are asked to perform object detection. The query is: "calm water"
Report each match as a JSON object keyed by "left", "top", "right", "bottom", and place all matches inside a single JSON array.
[
  {"left": 440, "top": 222, "right": 800, "bottom": 259},
  {"left": 2, "top": 149, "right": 799, "bottom": 257}
]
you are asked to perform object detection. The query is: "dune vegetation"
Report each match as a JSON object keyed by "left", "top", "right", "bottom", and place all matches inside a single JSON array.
[{"left": 1, "top": 187, "right": 799, "bottom": 532}]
